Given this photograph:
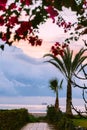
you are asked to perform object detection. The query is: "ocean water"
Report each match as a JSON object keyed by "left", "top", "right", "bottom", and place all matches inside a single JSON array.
[
  {"left": 0, "top": 96, "right": 85, "bottom": 114},
  {"left": 0, "top": 104, "right": 47, "bottom": 113}
]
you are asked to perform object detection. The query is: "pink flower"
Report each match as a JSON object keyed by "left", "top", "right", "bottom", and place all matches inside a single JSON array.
[
  {"left": 0, "top": 16, "right": 4, "bottom": 26},
  {"left": 9, "top": 3, "right": 17, "bottom": 9},
  {"left": 0, "top": 0, "right": 7, "bottom": 5},
  {"left": 8, "top": 16, "right": 18, "bottom": 26},
  {"left": 16, "top": 21, "right": 32, "bottom": 36},
  {"left": 84, "top": 0, "right": 87, "bottom": 6},
  {"left": 2, "top": 33, "right": 6, "bottom": 41},
  {"left": 0, "top": 0, "right": 7, "bottom": 11},
  {"left": 0, "top": 4, "right": 6, "bottom": 11},
  {"left": 62, "top": 44, "right": 68, "bottom": 48},
  {"left": 59, "top": 50, "right": 64, "bottom": 56},
  {"left": 51, "top": 42, "right": 68, "bottom": 56},
  {"left": 46, "top": 6, "right": 58, "bottom": 22},
  {"left": 36, "top": 39, "right": 42, "bottom": 46},
  {"left": 29, "top": 36, "right": 36, "bottom": 46},
  {"left": 28, "top": 36, "right": 42, "bottom": 46},
  {"left": 61, "top": 21, "right": 66, "bottom": 27},
  {"left": 55, "top": 42, "right": 60, "bottom": 46},
  {"left": 20, "top": 0, "right": 32, "bottom": 6},
  {"left": 18, "top": 7, "right": 22, "bottom": 11}
]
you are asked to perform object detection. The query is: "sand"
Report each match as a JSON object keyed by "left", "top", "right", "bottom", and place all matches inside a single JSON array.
[{"left": 30, "top": 112, "right": 46, "bottom": 117}]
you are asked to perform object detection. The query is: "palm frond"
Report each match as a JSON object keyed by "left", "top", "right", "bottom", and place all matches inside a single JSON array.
[
  {"left": 59, "top": 79, "right": 63, "bottom": 89},
  {"left": 49, "top": 79, "right": 58, "bottom": 92},
  {"left": 44, "top": 48, "right": 87, "bottom": 83},
  {"left": 44, "top": 54, "right": 68, "bottom": 78},
  {"left": 72, "top": 48, "right": 87, "bottom": 72}
]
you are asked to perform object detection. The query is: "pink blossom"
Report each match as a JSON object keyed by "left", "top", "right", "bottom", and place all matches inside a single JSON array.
[
  {"left": 20, "top": 0, "right": 31, "bottom": 6},
  {"left": 0, "top": 4, "right": 6, "bottom": 11},
  {"left": 16, "top": 22, "right": 32, "bottom": 36},
  {"left": 46, "top": 6, "right": 58, "bottom": 22},
  {"left": 9, "top": 3, "right": 17, "bottom": 9},
  {"left": 2, "top": 33, "right": 6, "bottom": 41},
  {"left": 8, "top": 16, "right": 18, "bottom": 26},
  {"left": 0, "top": 16, "right": 4, "bottom": 26},
  {"left": 0, "top": 0, "right": 7, "bottom": 5},
  {"left": 51, "top": 42, "right": 68, "bottom": 56},
  {"left": 0, "top": 0, "right": 7, "bottom": 11}
]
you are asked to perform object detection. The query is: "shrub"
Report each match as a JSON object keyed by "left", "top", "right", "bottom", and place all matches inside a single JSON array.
[
  {"left": 57, "top": 116, "right": 75, "bottom": 130},
  {"left": 46, "top": 105, "right": 63, "bottom": 122},
  {"left": 46, "top": 105, "right": 75, "bottom": 130},
  {"left": 0, "top": 108, "right": 29, "bottom": 130},
  {"left": 28, "top": 114, "right": 40, "bottom": 122}
]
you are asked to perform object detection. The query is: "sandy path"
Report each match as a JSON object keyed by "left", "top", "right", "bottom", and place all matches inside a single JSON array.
[{"left": 21, "top": 122, "right": 54, "bottom": 130}]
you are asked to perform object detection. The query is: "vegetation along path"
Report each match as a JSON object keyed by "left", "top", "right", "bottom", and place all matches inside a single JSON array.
[{"left": 21, "top": 122, "right": 54, "bottom": 130}]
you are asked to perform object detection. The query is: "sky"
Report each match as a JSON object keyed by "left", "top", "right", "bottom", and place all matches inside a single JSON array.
[
  {"left": 0, "top": 43, "right": 64, "bottom": 97},
  {"left": 15, "top": 7, "right": 86, "bottom": 58},
  {"left": 0, "top": 3, "right": 87, "bottom": 105},
  {"left": 0, "top": 42, "right": 86, "bottom": 102}
]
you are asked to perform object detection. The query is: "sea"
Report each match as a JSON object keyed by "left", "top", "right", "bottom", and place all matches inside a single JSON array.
[{"left": 0, "top": 96, "right": 85, "bottom": 114}]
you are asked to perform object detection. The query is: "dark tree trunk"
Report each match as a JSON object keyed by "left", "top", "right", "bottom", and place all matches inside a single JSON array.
[
  {"left": 66, "top": 79, "right": 72, "bottom": 115},
  {"left": 55, "top": 91, "right": 60, "bottom": 111}
]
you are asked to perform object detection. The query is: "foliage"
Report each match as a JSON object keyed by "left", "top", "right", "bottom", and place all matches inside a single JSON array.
[
  {"left": 57, "top": 116, "right": 75, "bottom": 130},
  {"left": 0, "top": 0, "right": 48, "bottom": 48},
  {"left": 49, "top": 78, "right": 63, "bottom": 111},
  {"left": 0, "top": 108, "right": 29, "bottom": 130},
  {"left": 28, "top": 114, "right": 40, "bottom": 122},
  {"left": 46, "top": 105, "right": 63, "bottom": 122},
  {"left": 73, "top": 118, "right": 87, "bottom": 128},
  {"left": 49, "top": 78, "right": 63, "bottom": 92},
  {"left": 46, "top": 105, "right": 75, "bottom": 130},
  {"left": 45, "top": 47, "right": 87, "bottom": 79},
  {"left": 0, "top": 0, "right": 87, "bottom": 51},
  {"left": 44, "top": 47, "right": 87, "bottom": 115},
  {"left": 0, "top": 0, "right": 87, "bottom": 121}
]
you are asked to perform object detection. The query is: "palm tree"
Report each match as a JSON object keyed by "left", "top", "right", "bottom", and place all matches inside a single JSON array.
[
  {"left": 44, "top": 47, "right": 87, "bottom": 115},
  {"left": 49, "top": 79, "right": 63, "bottom": 111}
]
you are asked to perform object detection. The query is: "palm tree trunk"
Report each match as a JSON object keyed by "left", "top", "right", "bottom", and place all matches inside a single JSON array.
[
  {"left": 55, "top": 90, "right": 60, "bottom": 111},
  {"left": 66, "top": 79, "right": 72, "bottom": 115}
]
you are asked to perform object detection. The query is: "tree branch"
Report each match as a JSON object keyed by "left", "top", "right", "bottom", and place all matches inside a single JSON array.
[
  {"left": 71, "top": 80, "right": 87, "bottom": 89},
  {"left": 74, "top": 72, "right": 87, "bottom": 80},
  {"left": 82, "top": 88, "right": 87, "bottom": 103},
  {"left": 71, "top": 103, "right": 87, "bottom": 118}
]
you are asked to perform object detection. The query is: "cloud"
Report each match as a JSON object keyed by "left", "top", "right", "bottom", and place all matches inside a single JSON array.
[
  {"left": 0, "top": 43, "right": 62, "bottom": 97},
  {"left": 0, "top": 72, "right": 18, "bottom": 96},
  {"left": 0, "top": 42, "right": 86, "bottom": 98}
]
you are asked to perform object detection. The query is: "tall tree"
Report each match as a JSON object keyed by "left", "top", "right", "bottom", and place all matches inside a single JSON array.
[
  {"left": 44, "top": 47, "right": 87, "bottom": 115},
  {"left": 49, "top": 78, "right": 63, "bottom": 111}
]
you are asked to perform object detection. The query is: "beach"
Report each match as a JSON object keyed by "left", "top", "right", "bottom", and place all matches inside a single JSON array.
[{"left": 30, "top": 112, "right": 47, "bottom": 117}]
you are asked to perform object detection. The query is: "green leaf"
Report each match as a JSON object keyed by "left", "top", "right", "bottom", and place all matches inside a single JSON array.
[
  {"left": 0, "top": 45, "right": 4, "bottom": 50},
  {"left": 0, "top": 32, "right": 2, "bottom": 38},
  {"left": 24, "top": 8, "right": 30, "bottom": 15}
]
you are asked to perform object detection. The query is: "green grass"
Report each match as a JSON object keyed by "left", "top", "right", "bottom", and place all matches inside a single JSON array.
[{"left": 73, "top": 118, "right": 87, "bottom": 128}]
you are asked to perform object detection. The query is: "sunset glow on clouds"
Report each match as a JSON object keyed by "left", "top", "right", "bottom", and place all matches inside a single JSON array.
[
  {"left": 16, "top": 20, "right": 87, "bottom": 59},
  {"left": 15, "top": 7, "right": 87, "bottom": 58},
  {"left": 15, "top": 41, "right": 52, "bottom": 58},
  {"left": 14, "top": 19, "right": 65, "bottom": 58}
]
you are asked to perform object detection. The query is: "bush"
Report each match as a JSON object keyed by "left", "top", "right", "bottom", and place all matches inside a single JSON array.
[
  {"left": 46, "top": 105, "right": 75, "bottom": 130},
  {"left": 46, "top": 105, "right": 63, "bottom": 122},
  {"left": 28, "top": 114, "right": 40, "bottom": 122},
  {"left": 57, "top": 116, "right": 75, "bottom": 130},
  {"left": 0, "top": 108, "right": 29, "bottom": 130}
]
